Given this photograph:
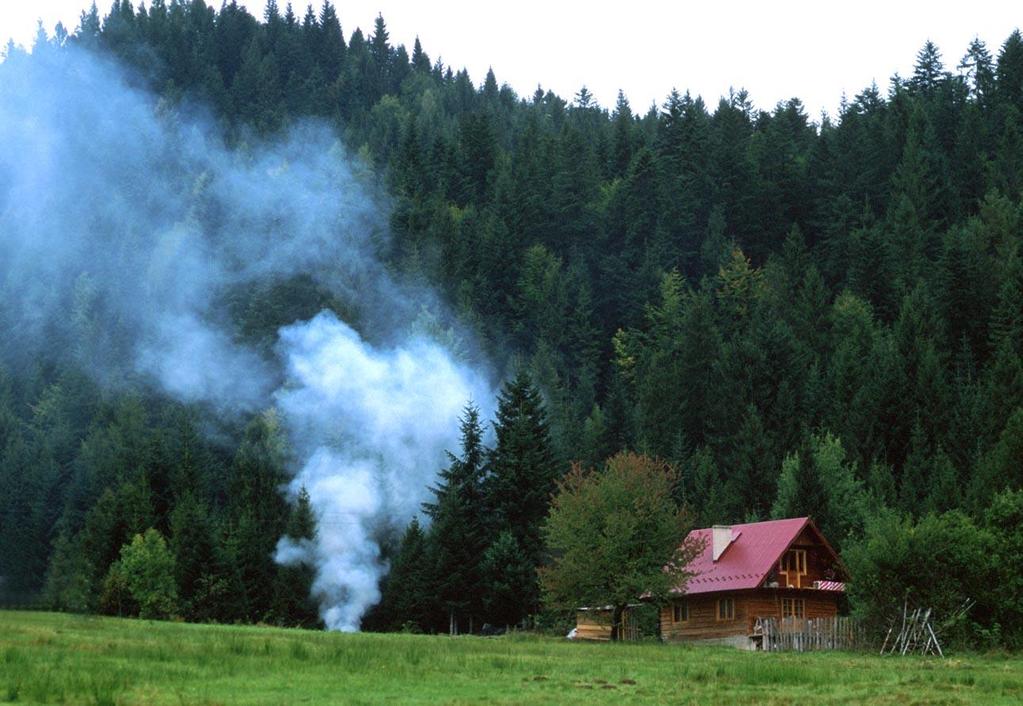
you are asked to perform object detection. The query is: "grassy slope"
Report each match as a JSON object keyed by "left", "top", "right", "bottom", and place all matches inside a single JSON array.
[{"left": 0, "top": 611, "right": 1021, "bottom": 705}]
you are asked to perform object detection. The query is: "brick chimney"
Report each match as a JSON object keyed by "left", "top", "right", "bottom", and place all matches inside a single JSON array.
[{"left": 712, "top": 525, "right": 733, "bottom": 562}]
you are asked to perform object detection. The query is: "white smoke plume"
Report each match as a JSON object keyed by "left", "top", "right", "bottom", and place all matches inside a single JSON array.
[
  {"left": 275, "top": 312, "right": 490, "bottom": 630},
  {"left": 0, "top": 44, "right": 492, "bottom": 628}
]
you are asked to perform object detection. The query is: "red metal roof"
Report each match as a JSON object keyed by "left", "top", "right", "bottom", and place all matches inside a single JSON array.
[{"left": 675, "top": 517, "right": 821, "bottom": 595}]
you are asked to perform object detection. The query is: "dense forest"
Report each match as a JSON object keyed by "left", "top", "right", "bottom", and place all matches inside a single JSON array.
[{"left": 1, "top": 1, "right": 1022, "bottom": 646}]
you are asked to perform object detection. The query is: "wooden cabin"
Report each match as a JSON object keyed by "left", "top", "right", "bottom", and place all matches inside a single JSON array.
[{"left": 660, "top": 517, "right": 849, "bottom": 649}]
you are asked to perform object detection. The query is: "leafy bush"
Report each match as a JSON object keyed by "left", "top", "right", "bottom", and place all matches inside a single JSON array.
[
  {"left": 116, "top": 529, "right": 178, "bottom": 620},
  {"left": 844, "top": 509, "right": 998, "bottom": 647}
]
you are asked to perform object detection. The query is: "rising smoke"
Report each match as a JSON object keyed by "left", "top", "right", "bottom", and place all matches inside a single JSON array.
[{"left": 0, "top": 44, "right": 492, "bottom": 629}]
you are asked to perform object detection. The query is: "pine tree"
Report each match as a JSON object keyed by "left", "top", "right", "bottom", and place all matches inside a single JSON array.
[
  {"left": 959, "top": 38, "right": 995, "bottom": 103},
  {"left": 369, "top": 13, "right": 391, "bottom": 97},
  {"left": 370, "top": 517, "right": 431, "bottom": 632},
  {"left": 773, "top": 442, "right": 829, "bottom": 519},
  {"left": 971, "top": 407, "right": 1023, "bottom": 509},
  {"left": 43, "top": 532, "right": 93, "bottom": 612},
  {"left": 889, "top": 104, "right": 954, "bottom": 243},
  {"left": 227, "top": 410, "right": 289, "bottom": 621},
  {"left": 479, "top": 530, "right": 534, "bottom": 628},
  {"left": 169, "top": 491, "right": 215, "bottom": 614},
  {"left": 272, "top": 487, "right": 320, "bottom": 627},
  {"left": 989, "top": 246, "right": 1023, "bottom": 357},
  {"left": 548, "top": 123, "right": 599, "bottom": 258},
  {"left": 774, "top": 432, "right": 867, "bottom": 548},
  {"left": 317, "top": 1, "right": 345, "bottom": 83},
  {"left": 989, "top": 107, "right": 1023, "bottom": 199},
  {"left": 77, "top": 2, "right": 102, "bottom": 47},
  {"left": 231, "top": 36, "right": 282, "bottom": 132},
  {"left": 411, "top": 36, "right": 430, "bottom": 72},
  {"left": 909, "top": 40, "right": 947, "bottom": 97},
  {"left": 635, "top": 274, "right": 722, "bottom": 458},
  {"left": 996, "top": 30, "right": 1023, "bottom": 107},
  {"left": 422, "top": 405, "right": 488, "bottom": 632},
  {"left": 482, "top": 68, "right": 499, "bottom": 103},
  {"left": 457, "top": 113, "right": 497, "bottom": 204},
  {"left": 483, "top": 371, "right": 558, "bottom": 621},
  {"left": 610, "top": 90, "right": 634, "bottom": 177}
]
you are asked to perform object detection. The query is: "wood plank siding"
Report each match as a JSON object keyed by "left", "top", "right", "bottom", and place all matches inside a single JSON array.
[
  {"left": 660, "top": 590, "right": 841, "bottom": 642},
  {"left": 776, "top": 526, "right": 843, "bottom": 589},
  {"left": 574, "top": 608, "right": 639, "bottom": 641}
]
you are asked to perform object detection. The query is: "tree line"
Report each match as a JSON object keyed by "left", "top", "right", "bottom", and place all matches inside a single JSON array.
[{"left": 1, "top": 1, "right": 1023, "bottom": 645}]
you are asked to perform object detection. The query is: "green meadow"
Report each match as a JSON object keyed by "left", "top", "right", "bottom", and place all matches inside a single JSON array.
[{"left": 0, "top": 611, "right": 1020, "bottom": 705}]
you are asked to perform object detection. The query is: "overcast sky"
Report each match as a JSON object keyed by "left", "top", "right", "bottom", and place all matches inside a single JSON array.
[{"left": 2, "top": 1, "right": 1021, "bottom": 118}]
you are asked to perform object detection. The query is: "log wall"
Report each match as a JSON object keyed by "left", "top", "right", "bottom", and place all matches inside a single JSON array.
[{"left": 659, "top": 589, "right": 841, "bottom": 643}]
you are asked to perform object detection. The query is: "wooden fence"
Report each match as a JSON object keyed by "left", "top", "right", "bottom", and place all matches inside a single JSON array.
[{"left": 753, "top": 616, "right": 865, "bottom": 652}]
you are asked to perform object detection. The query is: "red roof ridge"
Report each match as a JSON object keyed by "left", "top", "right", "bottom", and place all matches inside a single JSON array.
[{"left": 690, "top": 516, "right": 810, "bottom": 534}]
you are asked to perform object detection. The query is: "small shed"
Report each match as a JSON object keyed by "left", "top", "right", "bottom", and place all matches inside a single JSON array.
[{"left": 573, "top": 605, "right": 640, "bottom": 641}]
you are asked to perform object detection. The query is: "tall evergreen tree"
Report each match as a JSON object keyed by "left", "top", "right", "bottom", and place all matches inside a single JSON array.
[
  {"left": 484, "top": 371, "right": 558, "bottom": 621},
  {"left": 226, "top": 410, "right": 289, "bottom": 621},
  {"left": 272, "top": 487, "right": 320, "bottom": 627},
  {"left": 996, "top": 30, "right": 1023, "bottom": 107},
  {"left": 317, "top": 1, "right": 345, "bottom": 83},
  {"left": 423, "top": 405, "right": 488, "bottom": 632},
  {"left": 909, "top": 40, "right": 947, "bottom": 97}
]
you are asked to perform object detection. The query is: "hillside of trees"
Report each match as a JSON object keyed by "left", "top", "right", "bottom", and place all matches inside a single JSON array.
[{"left": 1, "top": 1, "right": 1022, "bottom": 646}]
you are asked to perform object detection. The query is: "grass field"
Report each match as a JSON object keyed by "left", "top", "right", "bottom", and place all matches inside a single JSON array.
[{"left": 1, "top": 611, "right": 1021, "bottom": 705}]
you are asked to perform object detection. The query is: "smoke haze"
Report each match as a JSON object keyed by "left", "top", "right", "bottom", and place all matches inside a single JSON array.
[
  {"left": 0, "top": 44, "right": 492, "bottom": 629},
  {"left": 275, "top": 311, "right": 490, "bottom": 630}
]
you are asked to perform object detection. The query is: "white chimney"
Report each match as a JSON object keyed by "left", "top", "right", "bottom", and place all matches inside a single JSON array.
[{"left": 712, "top": 525, "right": 733, "bottom": 562}]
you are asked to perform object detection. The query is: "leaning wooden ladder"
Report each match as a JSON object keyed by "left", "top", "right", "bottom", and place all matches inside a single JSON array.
[{"left": 880, "top": 602, "right": 944, "bottom": 657}]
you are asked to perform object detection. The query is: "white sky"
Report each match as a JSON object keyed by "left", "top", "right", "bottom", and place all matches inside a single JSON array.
[{"left": 2, "top": 1, "right": 1021, "bottom": 118}]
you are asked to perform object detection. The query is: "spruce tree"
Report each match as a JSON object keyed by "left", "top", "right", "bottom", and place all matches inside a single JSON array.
[
  {"left": 411, "top": 36, "right": 430, "bottom": 72},
  {"left": 317, "top": 1, "right": 345, "bottom": 82},
  {"left": 959, "top": 38, "right": 995, "bottom": 103},
  {"left": 272, "top": 487, "right": 320, "bottom": 627},
  {"left": 479, "top": 530, "right": 534, "bottom": 629},
  {"left": 422, "top": 404, "right": 488, "bottom": 633},
  {"left": 169, "top": 491, "right": 216, "bottom": 616},
  {"left": 996, "top": 30, "right": 1023, "bottom": 107},
  {"left": 909, "top": 40, "right": 946, "bottom": 97},
  {"left": 370, "top": 517, "right": 431, "bottom": 631},
  {"left": 610, "top": 90, "right": 634, "bottom": 177},
  {"left": 227, "top": 411, "right": 289, "bottom": 621},
  {"left": 483, "top": 371, "right": 558, "bottom": 621}
]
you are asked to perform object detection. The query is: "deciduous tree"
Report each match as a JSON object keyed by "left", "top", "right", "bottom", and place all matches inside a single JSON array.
[{"left": 540, "top": 452, "right": 700, "bottom": 640}]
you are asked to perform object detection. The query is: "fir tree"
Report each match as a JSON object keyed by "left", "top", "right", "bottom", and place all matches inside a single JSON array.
[
  {"left": 317, "top": 1, "right": 345, "bottom": 82},
  {"left": 996, "top": 30, "right": 1023, "bottom": 106},
  {"left": 484, "top": 371, "right": 558, "bottom": 620},
  {"left": 422, "top": 405, "right": 488, "bottom": 632},
  {"left": 272, "top": 487, "right": 320, "bottom": 627},
  {"left": 909, "top": 40, "right": 946, "bottom": 96},
  {"left": 372, "top": 517, "right": 431, "bottom": 631}
]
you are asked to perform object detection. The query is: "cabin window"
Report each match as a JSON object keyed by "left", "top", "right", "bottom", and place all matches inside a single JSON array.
[
  {"left": 717, "top": 598, "right": 735, "bottom": 621},
  {"left": 672, "top": 601, "right": 689, "bottom": 623},
  {"left": 782, "top": 598, "right": 805, "bottom": 619},
  {"left": 779, "top": 549, "right": 808, "bottom": 588}
]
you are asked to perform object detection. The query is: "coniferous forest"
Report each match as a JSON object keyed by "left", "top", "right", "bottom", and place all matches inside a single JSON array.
[{"left": 1, "top": 1, "right": 1023, "bottom": 647}]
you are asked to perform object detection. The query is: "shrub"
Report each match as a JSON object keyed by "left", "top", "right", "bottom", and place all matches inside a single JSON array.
[{"left": 117, "top": 529, "right": 178, "bottom": 620}]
